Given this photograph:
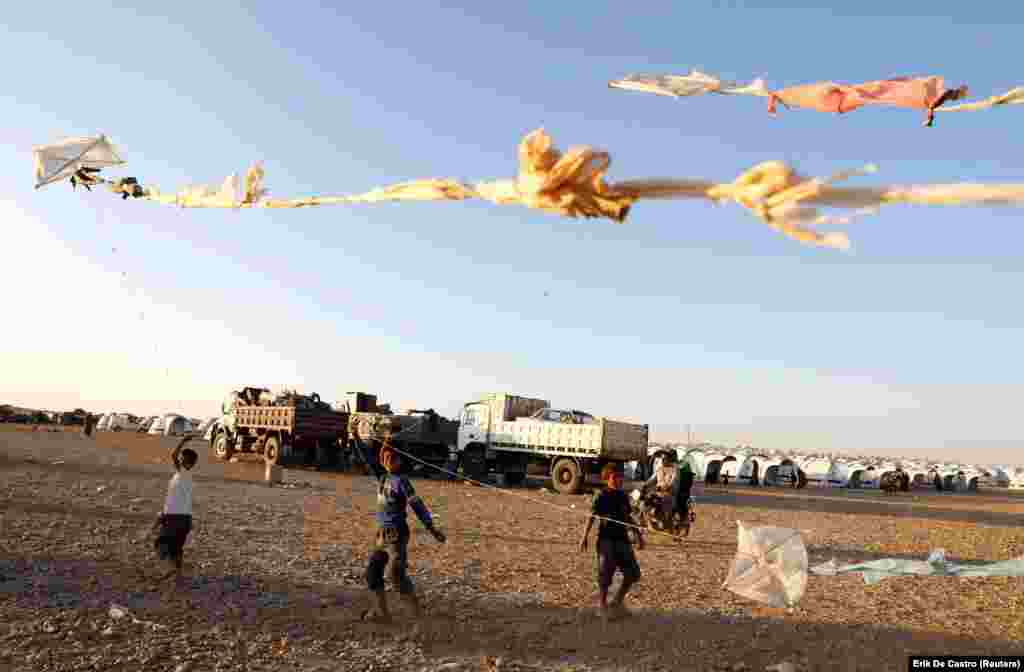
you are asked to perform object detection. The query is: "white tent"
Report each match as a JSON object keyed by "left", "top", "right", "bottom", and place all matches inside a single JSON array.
[
  {"left": 95, "top": 413, "right": 112, "bottom": 431},
  {"left": 827, "top": 461, "right": 853, "bottom": 487},
  {"left": 990, "top": 467, "right": 1012, "bottom": 487},
  {"left": 107, "top": 413, "right": 139, "bottom": 432},
  {"left": 684, "top": 449, "right": 709, "bottom": 480},
  {"left": 702, "top": 452, "right": 729, "bottom": 483},
  {"left": 147, "top": 416, "right": 164, "bottom": 435},
  {"left": 768, "top": 457, "right": 803, "bottom": 486},
  {"left": 720, "top": 454, "right": 743, "bottom": 480},
  {"left": 1009, "top": 468, "right": 1024, "bottom": 490},
  {"left": 800, "top": 458, "right": 833, "bottom": 486},
  {"left": 158, "top": 414, "right": 192, "bottom": 437},
  {"left": 738, "top": 455, "right": 774, "bottom": 485},
  {"left": 845, "top": 463, "right": 870, "bottom": 488},
  {"left": 902, "top": 463, "right": 930, "bottom": 488}
]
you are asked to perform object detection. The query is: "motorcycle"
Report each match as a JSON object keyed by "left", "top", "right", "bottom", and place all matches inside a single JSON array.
[{"left": 630, "top": 487, "right": 696, "bottom": 541}]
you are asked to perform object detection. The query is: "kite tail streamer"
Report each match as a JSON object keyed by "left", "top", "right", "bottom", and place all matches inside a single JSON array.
[{"left": 33, "top": 127, "right": 1024, "bottom": 250}]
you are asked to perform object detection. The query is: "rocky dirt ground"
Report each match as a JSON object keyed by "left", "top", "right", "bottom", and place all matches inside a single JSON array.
[{"left": 2, "top": 427, "right": 1024, "bottom": 672}]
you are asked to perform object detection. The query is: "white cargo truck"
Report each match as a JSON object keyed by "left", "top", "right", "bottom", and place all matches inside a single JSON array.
[{"left": 455, "top": 393, "right": 648, "bottom": 494}]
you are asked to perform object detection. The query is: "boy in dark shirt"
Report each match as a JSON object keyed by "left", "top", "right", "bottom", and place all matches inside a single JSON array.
[
  {"left": 580, "top": 464, "right": 643, "bottom": 620},
  {"left": 364, "top": 445, "right": 446, "bottom": 623}
]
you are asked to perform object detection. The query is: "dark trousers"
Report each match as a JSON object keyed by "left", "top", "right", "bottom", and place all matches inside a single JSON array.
[
  {"left": 596, "top": 537, "right": 641, "bottom": 590},
  {"left": 366, "top": 525, "right": 414, "bottom": 594},
  {"left": 154, "top": 514, "right": 192, "bottom": 566}
]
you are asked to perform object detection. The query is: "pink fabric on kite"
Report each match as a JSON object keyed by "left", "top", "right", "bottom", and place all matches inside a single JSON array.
[{"left": 768, "top": 76, "right": 967, "bottom": 125}]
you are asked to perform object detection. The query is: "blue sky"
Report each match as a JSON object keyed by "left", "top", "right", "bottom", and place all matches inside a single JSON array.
[{"left": 2, "top": 2, "right": 1023, "bottom": 463}]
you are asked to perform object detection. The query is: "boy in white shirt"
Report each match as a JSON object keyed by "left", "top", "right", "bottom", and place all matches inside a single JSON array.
[{"left": 152, "top": 437, "right": 198, "bottom": 581}]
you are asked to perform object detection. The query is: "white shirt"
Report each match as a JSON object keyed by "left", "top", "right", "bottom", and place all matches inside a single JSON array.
[{"left": 163, "top": 470, "right": 193, "bottom": 515}]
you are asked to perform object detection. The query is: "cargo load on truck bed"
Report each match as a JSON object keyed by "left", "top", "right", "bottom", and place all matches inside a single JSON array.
[
  {"left": 211, "top": 387, "right": 348, "bottom": 467},
  {"left": 457, "top": 393, "right": 648, "bottom": 493},
  {"left": 344, "top": 391, "right": 458, "bottom": 476},
  {"left": 234, "top": 404, "right": 347, "bottom": 439}
]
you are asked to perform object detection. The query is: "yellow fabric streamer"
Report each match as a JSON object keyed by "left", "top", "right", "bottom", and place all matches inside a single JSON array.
[
  {"left": 936, "top": 86, "right": 1024, "bottom": 113},
  {"left": 112, "top": 127, "right": 1024, "bottom": 250}
]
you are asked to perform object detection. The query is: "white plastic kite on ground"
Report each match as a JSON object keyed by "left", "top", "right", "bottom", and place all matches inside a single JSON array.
[
  {"left": 723, "top": 520, "right": 808, "bottom": 608},
  {"left": 810, "top": 548, "right": 1024, "bottom": 585},
  {"left": 33, "top": 135, "right": 125, "bottom": 190}
]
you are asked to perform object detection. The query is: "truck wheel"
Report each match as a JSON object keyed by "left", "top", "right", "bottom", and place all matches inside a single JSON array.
[
  {"left": 504, "top": 471, "right": 526, "bottom": 486},
  {"left": 319, "top": 438, "right": 339, "bottom": 469},
  {"left": 264, "top": 436, "right": 283, "bottom": 465},
  {"left": 462, "top": 445, "right": 487, "bottom": 483},
  {"left": 213, "top": 433, "right": 234, "bottom": 461},
  {"left": 552, "top": 458, "right": 583, "bottom": 494}
]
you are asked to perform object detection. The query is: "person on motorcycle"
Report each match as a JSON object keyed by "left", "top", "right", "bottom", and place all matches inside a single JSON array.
[
  {"left": 675, "top": 462, "right": 696, "bottom": 535},
  {"left": 643, "top": 452, "right": 679, "bottom": 523}
]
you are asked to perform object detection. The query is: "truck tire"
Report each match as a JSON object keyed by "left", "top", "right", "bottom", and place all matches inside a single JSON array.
[
  {"left": 213, "top": 433, "right": 234, "bottom": 461},
  {"left": 504, "top": 471, "right": 526, "bottom": 486},
  {"left": 551, "top": 458, "right": 584, "bottom": 494},
  {"left": 319, "top": 438, "right": 339, "bottom": 469},
  {"left": 264, "top": 436, "right": 283, "bottom": 465},
  {"left": 462, "top": 445, "right": 487, "bottom": 483}
]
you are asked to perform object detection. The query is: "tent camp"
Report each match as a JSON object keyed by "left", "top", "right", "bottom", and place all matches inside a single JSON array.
[{"left": 106, "top": 413, "right": 140, "bottom": 432}]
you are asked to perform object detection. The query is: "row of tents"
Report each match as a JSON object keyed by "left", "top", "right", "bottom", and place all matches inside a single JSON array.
[
  {"left": 93, "top": 412, "right": 215, "bottom": 437},
  {"left": 632, "top": 446, "right": 1024, "bottom": 492}
]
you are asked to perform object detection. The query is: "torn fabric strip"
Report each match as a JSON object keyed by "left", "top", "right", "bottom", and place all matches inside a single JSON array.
[
  {"left": 810, "top": 548, "right": 1024, "bottom": 585},
  {"left": 33, "top": 129, "right": 1024, "bottom": 251},
  {"left": 609, "top": 71, "right": 1024, "bottom": 126}
]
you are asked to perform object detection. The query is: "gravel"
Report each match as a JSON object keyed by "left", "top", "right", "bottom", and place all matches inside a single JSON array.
[{"left": 2, "top": 428, "right": 1024, "bottom": 671}]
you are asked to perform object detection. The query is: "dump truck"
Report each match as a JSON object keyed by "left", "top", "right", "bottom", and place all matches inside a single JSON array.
[
  {"left": 210, "top": 387, "right": 348, "bottom": 467},
  {"left": 342, "top": 391, "right": 459, "bottom": 476},
  {"left": 455, "top": 393, "right": 649, "bottom": 494}
]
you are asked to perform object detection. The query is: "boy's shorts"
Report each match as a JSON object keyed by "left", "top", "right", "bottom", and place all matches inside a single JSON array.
[
  {"left": 367, "top": 524, "right": 414, "bottom": 593},
  {"left": 596, "top": 537, "right": 640, "bottom": 589},
  {"left": 155, "top": 514, "right": 192, "bottom": 562}
]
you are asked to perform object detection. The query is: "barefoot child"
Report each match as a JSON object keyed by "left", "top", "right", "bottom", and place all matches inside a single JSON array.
[
  {"left": 580, "top": 464, "right": 643, "bottom": 619},
  {"left": 152, "top": 437, "right": 197, "bottom": 581},
  {"left": 364, "top": 445, "right": 446, "bottom": 623}
]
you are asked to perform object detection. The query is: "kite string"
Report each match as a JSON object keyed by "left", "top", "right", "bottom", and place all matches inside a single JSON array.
[{"left": 366, "top": 419, "right": 690, "bottom": 543}]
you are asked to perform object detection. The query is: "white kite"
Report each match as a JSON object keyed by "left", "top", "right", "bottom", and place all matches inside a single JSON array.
[
  {"left": 723, "top": 520, "right": 808, "bottom": 608},
  {"left": 33, "top": 135, "right": 126, "bottom": 190}
]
